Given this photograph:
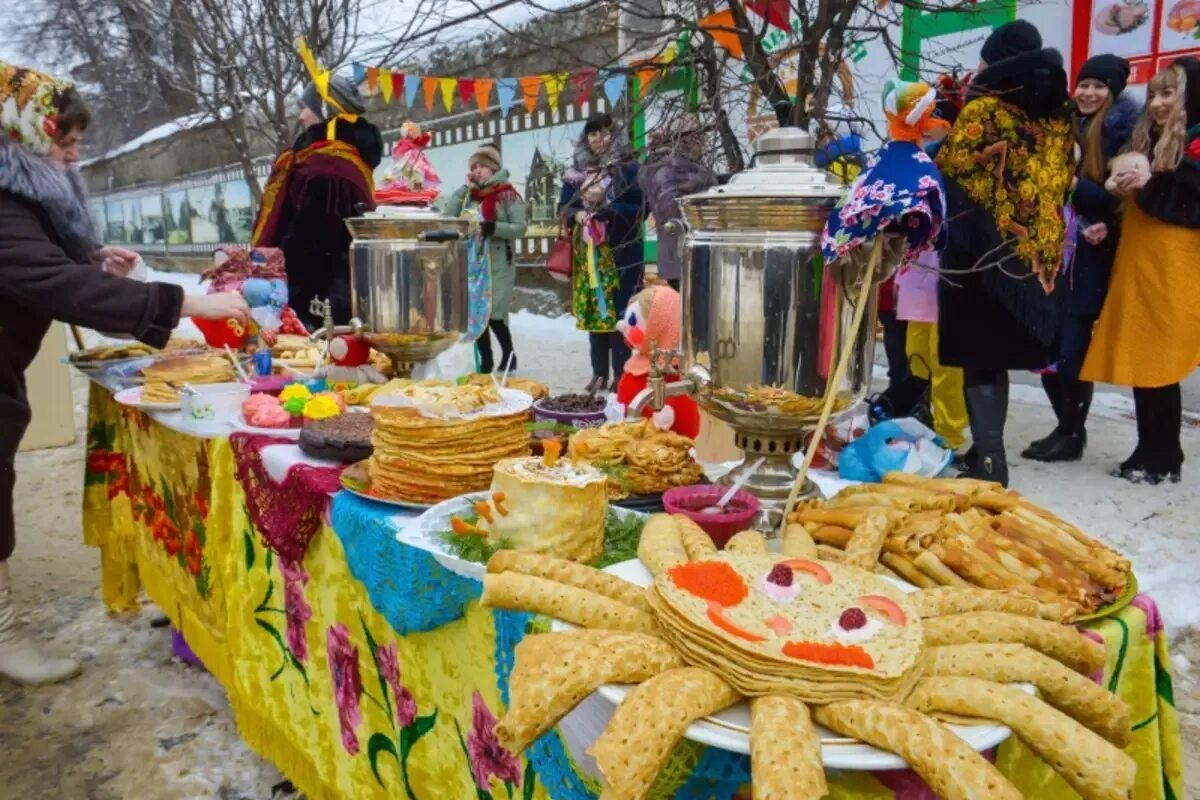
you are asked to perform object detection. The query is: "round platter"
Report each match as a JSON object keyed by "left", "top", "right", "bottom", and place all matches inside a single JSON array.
[
  {"left": 1074, "top": 570, "right": 1138, "bottom": 623},
  {"left": 113, "top": 386, "right": 181, "bottom": 411},
  {"left": 551, "top": 558, "right": 1028, "bottom": 770},
  {"left": 338, "top": 461, "right": 434, "bottom": 511}
]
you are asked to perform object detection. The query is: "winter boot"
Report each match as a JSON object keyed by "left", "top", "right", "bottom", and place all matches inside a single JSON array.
[
  {"left": 0, "top": 561, "right": 80, "bottom": 685},
  {"left": 964, "top": 381, "right": 1009, "bottom": 487},
  {"left": 1021, "top": 373, "right": 1065, "bottom": 459},
  {"left": 1026, "top": 381, "right": 1090, "bottom": 462}
]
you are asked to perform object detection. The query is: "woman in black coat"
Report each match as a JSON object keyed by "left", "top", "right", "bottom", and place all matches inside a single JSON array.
[
  {"left": 935, "top": 21, "right": 1074, "bottom": 486},
  {"left": 1023, "top": 55, "right": 1140, "bottom": 462}
]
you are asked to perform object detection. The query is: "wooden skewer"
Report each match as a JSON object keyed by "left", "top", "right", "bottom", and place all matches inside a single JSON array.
[{"left": 778, "top": 237, "right": 883, "bottom": 539}]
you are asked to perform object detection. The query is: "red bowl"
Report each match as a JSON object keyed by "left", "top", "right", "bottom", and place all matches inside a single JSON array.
[{"left": 662, "top": 485, "right": 760, "bottom": 549}]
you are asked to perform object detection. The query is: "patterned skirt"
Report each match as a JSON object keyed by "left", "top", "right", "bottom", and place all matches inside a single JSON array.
[{"left": 570, "top": 226, "right": 619, "bottom": 333}]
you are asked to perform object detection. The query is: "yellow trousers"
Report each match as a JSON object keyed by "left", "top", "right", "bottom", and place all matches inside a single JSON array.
[{"left": 906, "top": 322, "right": 967, "bottom": 449}]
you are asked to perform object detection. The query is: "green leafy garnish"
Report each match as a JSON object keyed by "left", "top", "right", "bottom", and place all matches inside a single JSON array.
[
  {"left": 436, "top": 509, "right": 647, "bottom": 568},
  {"left": 437, "top": 514, "right": 516, "bottom": 563}
]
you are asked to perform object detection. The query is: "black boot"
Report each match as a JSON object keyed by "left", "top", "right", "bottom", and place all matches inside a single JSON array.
[
  {"left": 1027, "top": 380, "right": 1089, "bottom": 462},
  {"left": 1022, "top": 373, "right": 1065, "bottom": 459},
  {"left": 476, "top": 332, "right": 495, "bottom": 374},
  {"left": 964, "top": 380, "right": 1009, "bottom": 487}
]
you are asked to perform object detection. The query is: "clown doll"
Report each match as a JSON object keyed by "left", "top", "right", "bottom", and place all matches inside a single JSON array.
[{"left": 615, "top": 284, "right": 701, "bottom": 438}]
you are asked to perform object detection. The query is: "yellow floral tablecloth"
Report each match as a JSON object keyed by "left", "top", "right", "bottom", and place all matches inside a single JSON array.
[{"left": 81, "top": 386, "right": 1185, "bottom": 800}]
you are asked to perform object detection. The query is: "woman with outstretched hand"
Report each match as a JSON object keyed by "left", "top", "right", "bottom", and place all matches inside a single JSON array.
[{"left": 0, "top": 61, "right": 248, "bottom": 685}]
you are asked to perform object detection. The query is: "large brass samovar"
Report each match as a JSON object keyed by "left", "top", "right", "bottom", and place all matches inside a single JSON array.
[{"left": 630, "top": 127, "right": 879, "bottom": 528}]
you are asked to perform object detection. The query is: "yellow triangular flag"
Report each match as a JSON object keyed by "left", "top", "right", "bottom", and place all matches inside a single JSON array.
[
  {"left": 543, "top": 72, "right": 568, "bottom": 114},
  {"left": 380, "top": 69, "right": 394, "bottom": 103},
  {"left": 439, "top": 77, "right": 457, "bottom": 112}
]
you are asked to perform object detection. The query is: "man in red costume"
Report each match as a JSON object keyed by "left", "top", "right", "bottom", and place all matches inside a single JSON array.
[
  {"left": 615, "top": 283, "right": 701, "bottom": 438},
  {"left": 251, "top": 72, "right": 383, "bottom": 330}
]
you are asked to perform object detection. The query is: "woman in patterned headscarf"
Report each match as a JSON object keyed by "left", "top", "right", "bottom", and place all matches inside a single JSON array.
[
  {"left": 935, "top": 22, "right": 1074, "bottom": 486},
  {"left": 0, "top": 62, "right": 248, "bottom": 684}
]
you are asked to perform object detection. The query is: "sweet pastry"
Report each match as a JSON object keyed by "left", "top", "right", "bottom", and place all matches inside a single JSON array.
[
  {"left": 299, "top": 413, "right": 374, "bottom": 462},
  {"left": 302, "top": 393, "right": 343, "bottom": 421},
  {"left": 242, "top": 393, "right": 293, "bottom": 428}
]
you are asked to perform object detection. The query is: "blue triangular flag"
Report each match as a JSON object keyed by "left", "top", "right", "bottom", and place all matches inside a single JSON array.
[
  {"left": 602, "top": 71, "right": 626, "bottom": 105},
  {"left": 404, "top": 75, "right": 420, "bottom": 108},
  {"left": 496, "top": 77, "right": 518, "bottom": 116},
  {"left": 352, "top": 62, "right": 366, "bottom": 85}
]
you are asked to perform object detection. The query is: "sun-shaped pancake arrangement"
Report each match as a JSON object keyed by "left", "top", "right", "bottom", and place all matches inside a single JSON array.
[{"left": 481, "top": 515, "right": 1137, "bottom": 800}]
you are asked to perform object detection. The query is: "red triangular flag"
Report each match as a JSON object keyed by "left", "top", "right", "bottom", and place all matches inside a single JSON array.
[
  {"left": 457, "top": 78, "right": 475, "bottom": 107},
  {"left": 748, "top": 0, "right": 790, "bottom": 31},
  {"left": 391, "top": 72, "right": 405, "bottom": 102},
  {"left": 571, "top": 68, "right": 597, "bottom": 107}
]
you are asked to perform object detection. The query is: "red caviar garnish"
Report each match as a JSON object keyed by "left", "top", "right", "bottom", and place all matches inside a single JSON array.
[
  {"left": 706, "top": 601, "right": 767, "bottom": 642},
  {"left": 782, "top": 640, "right": 875, "bottom": 669},
  {"left": 669, "top": 561, "right": 748, "bottom": 606}
]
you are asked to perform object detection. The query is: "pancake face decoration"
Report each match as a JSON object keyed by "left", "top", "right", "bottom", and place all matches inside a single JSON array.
[{"left": 651, "top": 552, "right": 923, "bottom": 702}]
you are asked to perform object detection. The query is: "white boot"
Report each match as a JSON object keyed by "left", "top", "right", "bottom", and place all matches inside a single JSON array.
[{"left": 0, "top": 561, "right": 81, "bottom": 685}]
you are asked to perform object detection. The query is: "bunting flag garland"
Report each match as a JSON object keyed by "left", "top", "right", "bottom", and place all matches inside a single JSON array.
[
  {"left": 518, "top": 75, "right": 541, "bottom": 113},
  {"left": 748, "top": 0, "right": 792, "bottom": 31},
  {"left": 439, "top": 76, "right": 456, "bottom": 111},
  {"left": 422, "top": 76, "right": 438, "bottom": 111},
  {"left": 543, "top": 72, "right": 568, "bottom": 113},
  {"left": 496, "top": 77, "right": 518, "bottom": 116},
  {"left": 602, "top": 71, "right": 626, "bottom": 105},
  {"left": 352, "top": 62, "right": 366, "bottom": 85},
  {"left": 698, "top": 9, "right": 744, "bottom": 59},
  {"left": 380, "top": 69, "right": 394, "bottom": 103},
  {"left": 457, "top": 77, "right": 475, "bottom": 107},
  {"left": 366, "top": 66, "right": 381, "bottom": 95},
  {"left": 572, "top": 68, "right": 597, "bottom": 108},
  {"left": 473, "top": 78, "right": 495, "bottom": 114},
  {"left": 391, "top": 72, "right": 405, "bottom": 102},
  {"left": 404, "top": 76, "right": 420, "bottom": 109}
]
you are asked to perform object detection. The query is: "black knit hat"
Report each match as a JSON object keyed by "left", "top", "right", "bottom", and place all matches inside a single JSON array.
[
  {"left": 1076, "top": 54, "right": 1130, "bottom": 97},
  {"left": 1173, "top": 56, "right": 1200, "bottom": 129},
  {"left": 980, "top": 20, "right": 1042, "bottom": 65}
]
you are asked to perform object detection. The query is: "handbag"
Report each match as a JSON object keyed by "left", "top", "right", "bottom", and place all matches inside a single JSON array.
[{"left": 546, "top": 219, "right": 572, "bottom": 281}]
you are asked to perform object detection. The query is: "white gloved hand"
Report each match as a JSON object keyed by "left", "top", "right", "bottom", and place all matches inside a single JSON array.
[{"left": 651, "top": 405, "right": 676, "bottom": 431}]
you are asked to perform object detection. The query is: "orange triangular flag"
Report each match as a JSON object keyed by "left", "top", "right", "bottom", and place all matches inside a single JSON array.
[
  {"left": 439, "top": 77, "right": 456, "bottom": 111},
  {"left": 366, "top": 66, "right": 380, "bottom": 95},
  {"left": 698, "top": 9, "right": 743, "bottom": 60},
  {"left": 380, "top": 69, "right": 394, "bottom": 103},
  {"left": 474, "top": 77, "right": 495, "bottom": 114},
  {"left": 422, "top": 76, "right": 438, "bottom": 111},
  {"left": 543, "top": 72, "right": 568, "bottom": 113},
  {"left": 635, "top": 65, "right": 657, "bottom": 97},
  {"left": 519, "top": 75, "right": 541, "bottom": 113}
]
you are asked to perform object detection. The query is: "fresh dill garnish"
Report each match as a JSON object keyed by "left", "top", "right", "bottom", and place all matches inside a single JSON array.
[{"left": 436, "top": 509, "right": 646, "bottom": 567}]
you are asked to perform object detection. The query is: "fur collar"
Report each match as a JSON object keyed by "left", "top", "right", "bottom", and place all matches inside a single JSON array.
[
  {"left": 0, "top": 140, "right": 95, "bottom": 260},
  {"left": 1102, "top": 94, "right": 1141, "bottom": 158}
]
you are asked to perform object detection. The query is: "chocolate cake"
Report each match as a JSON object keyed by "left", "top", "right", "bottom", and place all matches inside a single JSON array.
[{"left": 298, "top": 412, "right": 374, "bottom": 463}]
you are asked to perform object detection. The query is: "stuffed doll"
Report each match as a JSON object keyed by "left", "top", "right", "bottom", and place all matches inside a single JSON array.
[
  {"left": 321, "top": 334, "right": 389, "bottom": 388},
  {"left": 196, "top": 247, "right": 290, "bottom": 348},
  {"left": 821, "top": 78, "right": 950, "bottom": 282},
  {"left": 615, "top": 284, "right": 701, "bottom": 438},
  {"left": 376, "top": 121, "right": 441, "bottom": 206}
]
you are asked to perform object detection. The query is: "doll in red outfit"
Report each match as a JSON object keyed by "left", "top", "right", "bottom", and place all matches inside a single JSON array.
[{"left": 615, "top": 283, "right": 701, "bottom": 438}]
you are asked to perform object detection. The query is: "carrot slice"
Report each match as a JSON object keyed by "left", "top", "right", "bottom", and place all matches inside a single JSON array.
[
  {"left": 707, "top": 602, "right": 767, "bottom": 643},
  {"left": 781, "top": 559, "right": 833, "bottom": 584},
  {"left": 859, "top": 594, "right": 908, "bottom": 626}
]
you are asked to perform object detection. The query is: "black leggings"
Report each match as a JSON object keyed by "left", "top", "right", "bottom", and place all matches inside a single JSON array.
[
  {"left": 589, "top": 332, "right": 630, "bottom": 382},
  {"left": 475, "top": 320, "right": 514, "bottom": 373},
  {"left": 1132, "top": 384, "right": 1183, "bottom": 473}
]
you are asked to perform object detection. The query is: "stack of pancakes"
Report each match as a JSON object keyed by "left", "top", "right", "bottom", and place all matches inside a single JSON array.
[
  {"left": 368, "top": 386, "right": 531, "bottom": 504},
  {"left": 141, "top": 353, "right": 235, "bottom": 404},
  {"left": 569, "top": 420, "right": 705, "bottom": 499},
  {"left": 649, "top": 552, "right": 923, "bottom": 703}
]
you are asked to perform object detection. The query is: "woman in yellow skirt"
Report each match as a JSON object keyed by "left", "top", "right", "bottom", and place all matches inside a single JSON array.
[{"left": 1081, "top": 58, "right": 1200, "bottom": 484}]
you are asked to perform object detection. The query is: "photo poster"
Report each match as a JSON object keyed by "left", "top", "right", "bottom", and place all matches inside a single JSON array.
[
  {"left": 141, "top": 194, "right": 166, "bottom": 245},
  {"left": 104, "top": 200, "right": 124, "bottom": 243},
  {"left": 1074, "top": 0, "right": 1200, "bottom": 85},
  {"left": 124, "top": 198, "right": 144, "bottom": 245},
  {"left": 219, "top": 179, "right": 254, "bottom": 243},
  {"left": 423, "top": 139, "right": 482, "bottom": 209},
  {"left": 164, "top": 189, "right": 192, "bottom": 245},
  {"left": 502, "top": 122, "right": 583, "bottom": 237},
  {"left": 89, "top": 201, "right": 105, "bottom": 239},
  {"left": 188, "top": 185, "right": 219, "bottom": 245}
]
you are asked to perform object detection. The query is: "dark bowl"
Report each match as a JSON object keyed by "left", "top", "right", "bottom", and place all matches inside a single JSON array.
[{"left": 532, "top": 398, "right": 608, "bottom": 430}]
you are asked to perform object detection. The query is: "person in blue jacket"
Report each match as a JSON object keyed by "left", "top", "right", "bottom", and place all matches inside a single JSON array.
[{"left": 558, "top": 113, "right": 645, "bottom": 393}]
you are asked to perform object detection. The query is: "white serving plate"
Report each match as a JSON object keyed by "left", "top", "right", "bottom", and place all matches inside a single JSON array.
[
  {"left": 551, "top": 558, "right": 1025, "bottom": 770},
  {"left": 113, "top": 386, "right": 181, "bottom": 411}
]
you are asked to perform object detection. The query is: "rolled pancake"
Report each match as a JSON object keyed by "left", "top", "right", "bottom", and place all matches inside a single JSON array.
[
  {"left": 749, "top": 695, "right": 826, "bottom": 799},
  {"left": 905, "top": 677, "right": 1136, "bottom": 800},
  {"left": 674, "top": 515, "right": 718, "bottom": 560},
  {"left": 844, "top": 508, "right": 891, "bottom": 570},
  {"left": 482, "top": 573, "right": 659, "bottom": 635},
  {"left": 725, "top": 530, "right": 769, "bottom": 554},
  {"left": 487, "top": 551, "right": 652, "bottom": 613},
  {"left": 497, "top": 631, "right": 683, "bottom": 751},
  {"left": 912, "top": 587, "right": 1042, "bottom": 619},
  {"left": 590, "top": 667, "right": 740, "bottom": 799},
  {"left": 812, "top": 700, "right": 1021, "bottom": 800},
  {"left": 782, "top": 523, "right": 818, "bottom": 559},
  {"left": 637, "top": 514, "right": 688, "bottom": 576},
  {"left": 920, "top": 643, "right": 1131, "bottom": 747},
  {"left": 922, "top": 612, "right": 1106, "bottom": 675}
]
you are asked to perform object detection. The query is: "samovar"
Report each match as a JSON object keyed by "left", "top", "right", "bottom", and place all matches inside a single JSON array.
[
  {"left": 628, "top": 127, "right": 879, "bottom": 529},
  {"left": 310, "top": 205, "right": 469, "bottom": 377}
]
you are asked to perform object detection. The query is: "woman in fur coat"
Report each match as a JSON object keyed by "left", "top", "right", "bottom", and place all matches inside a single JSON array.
[
  {"left": 935, "top": 21, "right": 1074, "bottom": 486},
  {"left": 0, "top": 62, "right": 248, "bottom": 684},
  {"left": 1082, "top": 58, "right": 1200, "bottom": 483},
  {"left": 1023, "top": 55, "right": 1140, "bottom": 463}
]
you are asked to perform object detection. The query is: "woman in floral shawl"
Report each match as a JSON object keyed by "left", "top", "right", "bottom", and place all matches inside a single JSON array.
[{"left": 935, "top": 20, "right": 1073, "bottom": 486}]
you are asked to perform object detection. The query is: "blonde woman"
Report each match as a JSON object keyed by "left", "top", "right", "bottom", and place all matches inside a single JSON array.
[{"left": 1081, "top": 58, "right": 1200, "bottom": 484}]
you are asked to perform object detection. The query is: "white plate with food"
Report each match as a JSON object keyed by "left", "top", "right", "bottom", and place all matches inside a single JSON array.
[
  {"left": 113, "top": 386, "right": 181, "bottom": 411},
  {"left": 230, "top": 415, "right": 302, "bottom": 439},
  {"left": 550, "top": 558, "right": 1025, "bottom": 770}
]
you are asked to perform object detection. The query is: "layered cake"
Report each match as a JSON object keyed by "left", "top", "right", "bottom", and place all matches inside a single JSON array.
[
  {"left": 460, "top": 444, "right": 608, "bottom": 563},
  {"left": 299, "top": 413, "right": 374, "bottom": 462}
]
